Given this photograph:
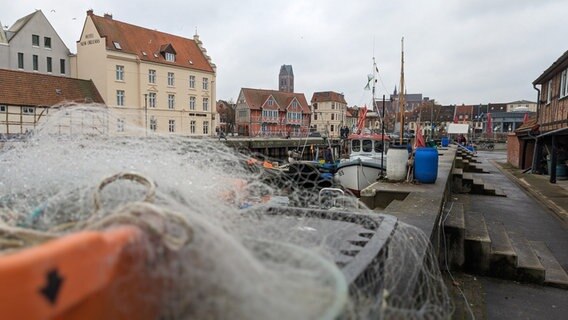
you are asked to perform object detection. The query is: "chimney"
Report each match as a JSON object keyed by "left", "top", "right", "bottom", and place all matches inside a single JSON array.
[
  {"left": 86, "top": 9, "right": 93, "bottom": 16},
  {"left": 104, "top": 13, "right": 113, "bottom": 19}
]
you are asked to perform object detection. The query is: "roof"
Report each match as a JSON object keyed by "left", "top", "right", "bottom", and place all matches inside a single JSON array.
[
  {"left": 240, "top": 88, "right": 310, "bottom": 113},
  {"left": 0, "top": 68, "right": 104, "bottom": 106},
  {"left": 7, "top": 10, "right": 37, "bottom": 39},
  {"left": 508, "top": 100, "right": 536, "bottom": 105},
  {"left": 88, "top": 11, "right": 214, "bottom": 73},
  {"left": 533, "top": 50, "right": 568, "bottom": 85},
  {"left": 311, "top": 91, "right": 347, "bottom": 104}
]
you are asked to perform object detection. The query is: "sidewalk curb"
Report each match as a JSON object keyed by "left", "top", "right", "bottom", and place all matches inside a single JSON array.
[{"left": 490, "top": 160, "right": 568, "bottom": 227}]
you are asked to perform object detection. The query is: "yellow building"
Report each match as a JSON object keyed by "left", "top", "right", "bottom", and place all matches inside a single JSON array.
[
  {"left": 73, "top": 10, "right": 216, "bottom": 136},
  {"left": 310, "top": 91, "right": 348, "bottom": 138}
]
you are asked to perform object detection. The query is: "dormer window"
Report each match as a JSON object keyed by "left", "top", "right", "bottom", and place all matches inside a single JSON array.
[{"left": 160, "top": 43, "right": 177, "bottom": 62}]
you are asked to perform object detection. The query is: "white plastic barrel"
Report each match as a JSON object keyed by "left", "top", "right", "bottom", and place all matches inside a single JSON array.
[{"left": 386, "top": 145, "right": 409, "bottom": 181}]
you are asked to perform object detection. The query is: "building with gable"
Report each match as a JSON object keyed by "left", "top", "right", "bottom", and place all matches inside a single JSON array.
[
  {"left": 0, "top": 68, "right": 104, "bottom": 137},
  {"left": 74, "top": 10, "right": 216, "bottom": 136},
  {"left": 235, "top": 88, "right": 310, "bottom": 137},
  {"left": 0, "top": 10, "right": 71, "bottom": 76},
  {"left": 310, "top": 91, "right": 348, "bottom": 138}
]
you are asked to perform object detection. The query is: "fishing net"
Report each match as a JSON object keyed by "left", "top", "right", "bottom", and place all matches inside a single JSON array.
[{"left": 0, "top": 104, "right": 452, "bottom": 319}]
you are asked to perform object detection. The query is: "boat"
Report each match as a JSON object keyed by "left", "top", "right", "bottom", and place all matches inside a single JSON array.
[{"left": 335, "top": 130, "right": 390, "bottom": 196}]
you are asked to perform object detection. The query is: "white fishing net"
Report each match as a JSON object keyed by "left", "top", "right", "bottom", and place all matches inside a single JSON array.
[{"left": 0, "top": 105, "right": 452, "bottom": 319}]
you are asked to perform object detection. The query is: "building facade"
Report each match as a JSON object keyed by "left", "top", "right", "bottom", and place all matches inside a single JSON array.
[
  {"left": 0, "top": 68, "right": 104, "bottom": 137},
  {"left": 520, "top": 50, "right": 568, "bottom": 181},
  {"left": 310, "top": 91, "right": 348, "bottom": 138},
  {"left": 507, "top": 100, "right": 537, "bottom": 113},
  {"left": 74, "top": 10, "right": 216, "bottom": 136},
  {"left": 0, "top": 10, "right": 71, "bottom": 76},
  {"left": 235, "top": 88, "right": 310, "bottom": 137},
  {"left": 216, "top": 100, "right": 236, "bottom": 135}
]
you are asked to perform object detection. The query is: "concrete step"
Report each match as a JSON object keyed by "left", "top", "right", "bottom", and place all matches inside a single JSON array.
[
  {"left": 529, "top": 241, "right": 568, "bottom": 289},
  {"left": 452, "top": 167, "right": 464, "bottom": 177},
  {"left": 464, "top": 211, "right": 491, "bottom": 273},
  {"left": 507, "top": 232, "right": 546, "bottom": 283},
  {"left": 462, "top": 172, "right": 474, "bottom": 183},
  {"left": 486, "top": 221, "right": 517, "bottom": 279},
  {"left": 442, "top": 202, "right": 465, "bottom": 269},
  {"left": 385, "top": 199, "right": 405, "bottom": 212}
]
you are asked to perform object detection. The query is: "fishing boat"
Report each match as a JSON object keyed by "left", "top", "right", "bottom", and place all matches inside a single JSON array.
[{"left": 335, "top": 129, "right": 390, "bottom": 196}]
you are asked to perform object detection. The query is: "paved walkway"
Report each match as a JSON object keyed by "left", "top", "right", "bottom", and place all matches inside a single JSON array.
[{"left": 450, "top": 150, "right": 568, "bottom": 320}]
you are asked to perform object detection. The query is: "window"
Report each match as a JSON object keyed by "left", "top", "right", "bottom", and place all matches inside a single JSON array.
[
  {"left": 189, "top": 75, "right": 195, "bottom": 88},
  {"left": 148, "top": 69, "right": 156, "bottom": 83},
  {"left": 148, "top": 92, "right": 156, "bottom": 108},
  {"left": 116, "top": 65, "right": 124, "bottom": 81},
  {"left": 331, "top": 114, "right": 335, "bottom": 121},
  {"left": 168, "top": 120, "right": 175, "bottom": 132},
  {"left": 267, "top": 98, "right": 273, "bottom": 106},
  {"left": 165, "top": 52, "right": 175, "bottom": 62},
  {"left": 32, "top": 34, "right": 39, "bottom": 46},
  {"left": 150, "top": 117, "right": 157, "bottom": 131},
  {"left": 23, "top": 107, "right": 35, "bottom": 114},
  {"left": 190, "top": 120, "right": 196, "bottom": 134},
  {"left": 0, "top": 105, "right": 6, "bottom": 112},
  {"left": 60, "top": 59, "right": 65, "bottom": 74},
  {"left": 44, "top": 37, "right": 51, "bottom": 49},
  {"left": 33, "top": 55, "right": 38, "bottom": 71},
  {"left": 202, "top": 78, "right": 209, "bottom": 90},
  {"left": 117, "top": 119, "right": 125, "bottom": 132},
  {"left": 189, "top": 96, "right": 196, "bottom": 110},
  {"left": 46, "top": 57, "right": 52, "bottom": 73},
  {"left": 560, "top": 69, "right": 568, "bottom": 99},
  {"left": 18, "top": 53, "right": 24, "bottom": 69},
  {"left": 168, "top": 94, "right": 175, "bottom": 109},
  {"left": 113, "top": 41, "right": 122, "bottom": 50},
  {"left": 117, "top": 90, "right": 125, "bottom": 106},
  {"left": 167, "top": 72, "right": 175, "bottom": 86},
  {"left": 203, "top": 98, "right": 209, "bottom": 111},
  {"left": 203, "top": 121, "right": 209, "bottom": 135},
  {"left": 547, "top": 80, "right": 552, "bottom": 104}
]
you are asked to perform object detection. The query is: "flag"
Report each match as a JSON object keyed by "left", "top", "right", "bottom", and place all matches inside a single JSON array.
[
  {"left": 414, "top": 124, "right": 426, "bottom": 148},
  {"left": 486, "top": 113, "right": 493, "bottom": 135},
  {"left": 453, "top": 106, "right": 458, "bottom": 123},
  {"left": 364, "top": 74, "right": 373, "bottom": 90},
  {"left": 523, "top": 112, "right": 529, "bottom": 124},
  {"left": 356, "top": 106, "right": 368, "bottom": 133}
]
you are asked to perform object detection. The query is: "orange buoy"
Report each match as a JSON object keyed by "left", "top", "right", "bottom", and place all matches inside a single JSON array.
[{"left": 0, "top": 226, "right": 164, "bottom": 319}]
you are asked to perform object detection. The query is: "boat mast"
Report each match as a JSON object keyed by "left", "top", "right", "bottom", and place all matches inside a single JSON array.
[{"left": 398, "top": 37, "right": 405, "bottom": 145}]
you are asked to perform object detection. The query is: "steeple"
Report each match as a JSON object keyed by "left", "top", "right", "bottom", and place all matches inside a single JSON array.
[
  {"left": 393, "top": 85, "right": 397, "bottom": 96},
  {"left": 279, "top": 65, "right": 294, "bottom": 93}
]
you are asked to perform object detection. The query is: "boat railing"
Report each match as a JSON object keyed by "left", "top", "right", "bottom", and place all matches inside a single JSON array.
[{"left": 318, "top": 188, "right": 346, "bottom": 209}]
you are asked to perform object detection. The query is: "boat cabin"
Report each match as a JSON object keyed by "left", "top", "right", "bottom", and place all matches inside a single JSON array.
[{"left": 346, "top": 132, "right": 390, "bottom": 161}]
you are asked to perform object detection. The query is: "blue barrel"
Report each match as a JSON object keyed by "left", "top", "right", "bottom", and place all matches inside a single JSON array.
[
  {"left": 414, "top": 147, "right": 438, "bottom": 183},
  {"left": 441, "top": 137, "right": 449, "bottom": 147}
]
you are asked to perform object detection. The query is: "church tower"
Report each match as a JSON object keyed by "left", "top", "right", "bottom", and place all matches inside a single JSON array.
[{"left": 279, "top": 65, "right": 294, "bottom": 93}]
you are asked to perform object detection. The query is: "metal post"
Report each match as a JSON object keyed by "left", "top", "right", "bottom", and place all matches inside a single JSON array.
[
  {"left": 381, "top": 95, "right": 385, "bottom": 175},
  {"left": 144, "top": 93, "right": 148, "bottom": 136}
]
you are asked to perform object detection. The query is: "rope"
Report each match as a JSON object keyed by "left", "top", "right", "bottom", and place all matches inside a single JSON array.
[{"left": 0, "top": 172, "right": 193, "bottom": 253}]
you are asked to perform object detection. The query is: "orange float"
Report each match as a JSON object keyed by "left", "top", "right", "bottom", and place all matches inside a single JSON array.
[{"left": 0, "top": 226, "right": 164, "bottom": 319}]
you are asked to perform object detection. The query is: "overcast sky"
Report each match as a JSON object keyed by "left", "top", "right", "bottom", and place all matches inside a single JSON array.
[{"left": 3, "top": 0, "right": 568, "bottom": 106}]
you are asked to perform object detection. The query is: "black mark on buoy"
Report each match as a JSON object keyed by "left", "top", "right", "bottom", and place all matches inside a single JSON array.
[{"left": 39, "top": 269, "right": 64, "bottom": 305}]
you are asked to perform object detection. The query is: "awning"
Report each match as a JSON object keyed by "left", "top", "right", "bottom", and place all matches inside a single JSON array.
[{"left": 536, "top": 127, "right": 568, "bottom": 138}]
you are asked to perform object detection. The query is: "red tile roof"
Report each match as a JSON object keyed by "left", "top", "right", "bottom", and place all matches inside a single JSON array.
[
  {"left": 240, "top": 88, "right": 310, "bottom": 113},
  {"left": 0, "top": 68, "right": 104, "bottom": 106},
  {"left": 88, "top": 11, "right": 215, "bottom": 73},
  {"left": 311, "top": 91, "right": 347, "bottom": 104}
]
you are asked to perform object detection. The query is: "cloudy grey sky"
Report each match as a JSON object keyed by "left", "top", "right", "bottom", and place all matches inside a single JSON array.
[{"left": 3, "top": 0, "right": 568, "bottom": 106}]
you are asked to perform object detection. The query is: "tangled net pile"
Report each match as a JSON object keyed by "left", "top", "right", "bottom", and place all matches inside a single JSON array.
[{"left": 0, "top": 105, "right": 452, "bottom": 319}]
